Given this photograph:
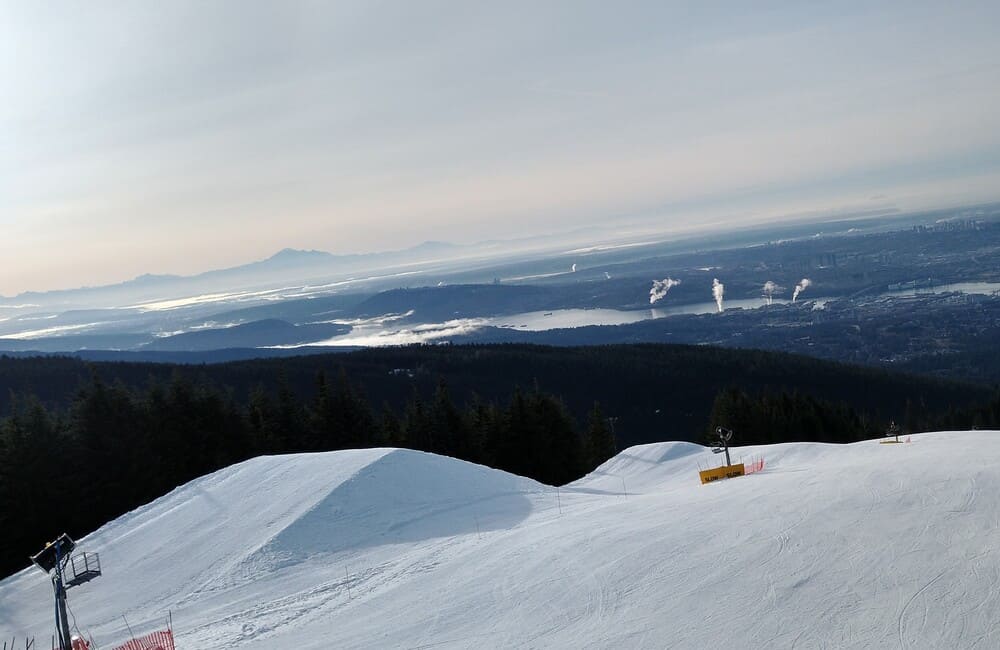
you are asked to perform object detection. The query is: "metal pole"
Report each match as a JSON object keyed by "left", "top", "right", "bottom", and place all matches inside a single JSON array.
[
  {"left": 122, "top": 614, "right": 136, "bottom": 642},
  {"left": 52, "top": 543, "right": 71, "bottom": 650},
  {"left": 716, "top": 427, "right": 733, "bottom": 467},
  {"left": 55, "top": 586, "right": 71, "bottom": 650}
]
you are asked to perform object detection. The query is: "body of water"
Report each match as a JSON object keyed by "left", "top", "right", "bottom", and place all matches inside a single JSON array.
[
  {"left": 884, "top": 281, "right": 1000, "bottom": 297},
  {"left": 486, "top": 309, "right": 651, "bottom": 330}
]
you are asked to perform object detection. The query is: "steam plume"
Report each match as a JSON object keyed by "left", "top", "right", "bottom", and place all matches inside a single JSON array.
[
  {"left": 712, "top": 278, "right": 725, "bottom": 312},
  {"left": 792, "top": 278, "right": 812, "bottom": 302},
  {"left": 649, "top": 278, "right": 681, "bottom": 304},
  {"left": 762, "top": 280, "right": 781, "bottom": 305}
]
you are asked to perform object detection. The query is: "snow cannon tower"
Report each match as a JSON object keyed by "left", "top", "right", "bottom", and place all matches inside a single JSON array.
[
  {"left": 698, "top": 426, "right": 747, "bottom": 484},
  {"left": 31, "top": 534, "right": 101, "bottom": 650},
  {"left": 879, "top": 420, "right": 910, "bottom": 444}
]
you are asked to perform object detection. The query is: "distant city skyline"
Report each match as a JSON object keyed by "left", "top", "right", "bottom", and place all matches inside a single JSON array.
[{"left": 4, "top": 1, "right": 1000, "bottom": 295}]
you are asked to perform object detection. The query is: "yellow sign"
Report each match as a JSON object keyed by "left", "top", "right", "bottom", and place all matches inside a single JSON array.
[{"left": 699, "top": 463, "right": 745, "bottom": 484}]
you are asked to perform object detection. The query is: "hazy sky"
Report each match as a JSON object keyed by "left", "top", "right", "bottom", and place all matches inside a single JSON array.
[{"left": 3, "top": 1, "right": 1000, "bottom": 295}]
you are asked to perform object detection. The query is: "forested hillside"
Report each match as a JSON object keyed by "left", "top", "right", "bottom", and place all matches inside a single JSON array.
[
  {"left": 2, "top": 343, "right": 998, "bottom": 579},
  {"left": 0, "top": 344, "right": 988, "bottom": 443}
]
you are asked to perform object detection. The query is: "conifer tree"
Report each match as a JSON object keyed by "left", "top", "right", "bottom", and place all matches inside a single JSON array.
[{"left": 585, "top": 402, "right": 616, "bottom": 469}]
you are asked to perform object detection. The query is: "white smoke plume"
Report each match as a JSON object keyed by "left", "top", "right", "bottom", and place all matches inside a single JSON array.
[
  {"left": 792, "top": 278, "right": 812, "bottom": 302},
  {"left": 571, "top": 263, "right": 577, "bottom": 273},
  {"left": 762, "top": 280, "right": 781, "bottom": 305},
  {"left": 712, "top": 278, "right": 725, "bottom": 312},
  {"left": 649, "top": 278, "right": 681, "bottom": 304}
]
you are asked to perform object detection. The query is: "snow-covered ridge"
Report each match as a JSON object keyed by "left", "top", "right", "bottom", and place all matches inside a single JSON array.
[{"left": 3, "top": 432, "right": 1000, "bottom": 648}]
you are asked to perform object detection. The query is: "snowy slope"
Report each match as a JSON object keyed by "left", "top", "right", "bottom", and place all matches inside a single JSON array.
[{"left": 3, "top": 433, "right": 1000, "bottom": 648}]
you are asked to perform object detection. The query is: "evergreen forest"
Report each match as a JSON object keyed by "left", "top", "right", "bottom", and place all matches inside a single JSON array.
[{"left": 2, "top": 343, "right": 998, "bottom": 578}]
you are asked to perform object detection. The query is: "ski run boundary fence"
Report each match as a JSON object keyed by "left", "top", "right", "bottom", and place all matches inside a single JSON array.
[
  {"left": 743, "top": 455, "right": 766, "bottom": 474},
  {"left": 110, "top": 629, "right": 174, "bottom": 650},
  {"left": 695, "top": 455, "right": 766, "bottom": 476},
  {"left": 5, "top": 624, "right": 175, "bottom": 650},
  {"left": 3, "top": 638, "right": 35, "bottom": 650}
]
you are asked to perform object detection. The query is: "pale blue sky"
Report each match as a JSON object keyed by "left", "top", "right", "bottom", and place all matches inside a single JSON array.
[{"left": 3, "top": 1, "right": 1000, "bottom": 294}]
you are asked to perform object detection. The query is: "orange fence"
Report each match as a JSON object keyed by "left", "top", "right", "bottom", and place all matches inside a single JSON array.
[
  {"left": 111, "top": 630, "right": 174, "bottom": 650},
  {"left": 743, "top": 455, "right": 766, "bottom": 474}
]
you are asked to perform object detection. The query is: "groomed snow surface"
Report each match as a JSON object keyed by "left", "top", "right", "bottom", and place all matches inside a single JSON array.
[{"left": 3, "top": 432, "right": 1000, "bottom": 648}]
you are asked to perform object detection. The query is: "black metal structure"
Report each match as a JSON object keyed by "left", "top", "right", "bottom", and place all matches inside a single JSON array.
[
  {"left": 66, "top": 553, "right": 102, "bottom": 588},
  {"left": 30, "top": 534, "right": 75, "bottom": 574},
  {"left": 886, "top": 420, "right": 901, "bottom": 443},
  {"left": 30, "top": 535, "right": 101, "bottom": 650},
  {"left": 714, "top": 426, "right": 734, "bottom": 466}
]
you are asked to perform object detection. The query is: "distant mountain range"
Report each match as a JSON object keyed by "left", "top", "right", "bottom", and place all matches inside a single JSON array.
[{"left": 0, "top": 242, "right": 467, "bottom": 310}]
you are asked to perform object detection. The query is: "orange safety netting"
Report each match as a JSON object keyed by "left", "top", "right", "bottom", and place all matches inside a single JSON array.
[
  {"left": 744, "top": 456, "right": 766, "bottom": 474},
  {"left": 110, "top": 629, "right": 175, "bottom": 650}
]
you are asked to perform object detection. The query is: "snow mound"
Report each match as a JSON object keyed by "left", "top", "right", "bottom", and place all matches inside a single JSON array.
[
  {"left": 0, "top": 448, "right": 540, "bottom": 646},
  {"left": 571, "top": 440, "right": 708, "bottom": 494},
  {"left": 249, "top": 448, "right": 535, "bottom": 569},
  {"left": 572, "top": 438, "right": 860, "bottom": 495}
]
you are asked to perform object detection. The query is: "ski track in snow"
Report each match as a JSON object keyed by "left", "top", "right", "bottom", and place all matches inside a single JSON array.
[{"left": 4, "top": 433, "right": 1000, "bottom": 648}]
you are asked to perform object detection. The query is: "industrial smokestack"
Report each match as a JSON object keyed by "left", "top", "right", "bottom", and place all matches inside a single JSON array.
[
  {"left": 649, "top": 278, "right": 681, "bottom": 304},
  {"left": 712, "top": 278, "right": 725, "bottom": 312},
  {"left": 792, "top": 278, "right": 812, "bottom": 302}
]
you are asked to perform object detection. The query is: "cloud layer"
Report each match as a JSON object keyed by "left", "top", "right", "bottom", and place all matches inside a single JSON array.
[{"left": 3, "top": 1, "right": 1000, "bottom": 293}]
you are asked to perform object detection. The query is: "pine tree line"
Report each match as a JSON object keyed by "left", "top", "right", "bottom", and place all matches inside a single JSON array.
[
  {"left": 704, "top": 386, "right": 1000, "bottom": 445},
  {"left": 705, "top": 388, "right": 872, "bottom": 445}
]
